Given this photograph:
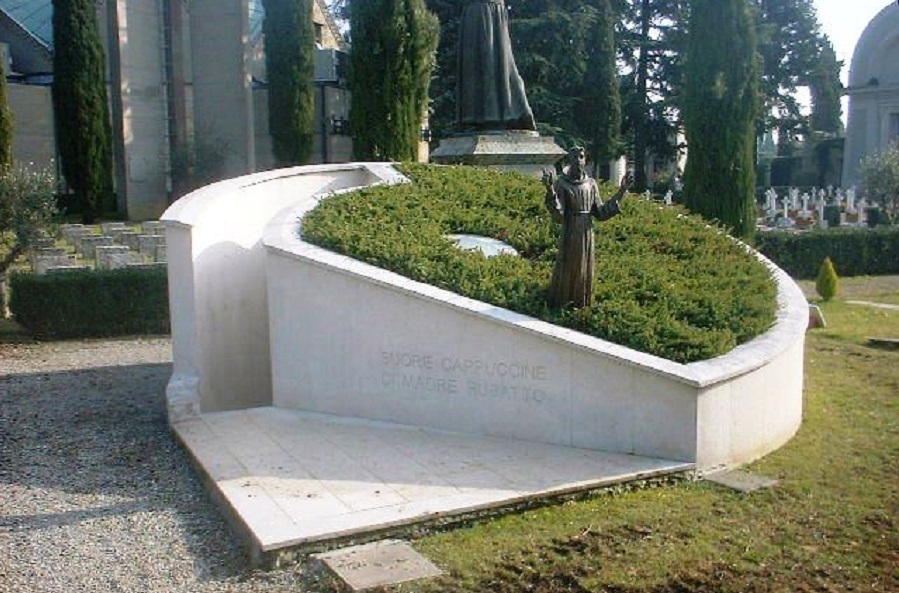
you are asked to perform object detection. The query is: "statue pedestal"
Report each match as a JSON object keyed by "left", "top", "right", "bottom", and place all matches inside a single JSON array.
[{"left": 430, "top": 131, "right": 566, "bottom": 176}]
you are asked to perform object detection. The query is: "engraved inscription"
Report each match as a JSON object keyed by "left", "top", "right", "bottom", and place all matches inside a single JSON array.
[{"left": 379, "top": 350, "right": 551, "bottom": 405}]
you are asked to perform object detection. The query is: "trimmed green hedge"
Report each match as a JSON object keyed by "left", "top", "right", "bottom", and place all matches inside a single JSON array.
[
  {"left": 757, "top": 227, "right": 899, "bottom": 279},
  {"left": 10, "top": 267, "right": 169, "bottom": 339},
  {"left": 303, "top": 163, "right": 778, "bottom": 363}
]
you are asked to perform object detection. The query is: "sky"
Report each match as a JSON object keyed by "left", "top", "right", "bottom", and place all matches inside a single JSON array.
[
  {"left": 813, "top": 0, "right": 894, "bottom": 86},
  {"left": 800, "top": 0, "right": 893, "bottom": 119}
]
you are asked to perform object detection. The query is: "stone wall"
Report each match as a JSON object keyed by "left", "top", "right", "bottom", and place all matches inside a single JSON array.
[{"left": 7, "top": 83, "right": 55, "bottom": 170}]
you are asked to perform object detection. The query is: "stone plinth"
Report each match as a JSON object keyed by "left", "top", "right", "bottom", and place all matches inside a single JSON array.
[{"left": 430, "top": 131, "right": 566, "bottom": 176}]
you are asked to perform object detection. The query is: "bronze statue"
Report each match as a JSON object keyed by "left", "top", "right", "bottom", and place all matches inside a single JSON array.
[
  {"left": 456, "top": 0, "right": 536, "bottom": 132},
  {"left": 543, "top": 147, "right": 632, "bottom": 308}
]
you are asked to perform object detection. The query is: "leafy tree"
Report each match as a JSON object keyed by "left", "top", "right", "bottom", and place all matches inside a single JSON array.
[
  {"left": 682, "top": 0, "right": 758, "bottom": 240},
  {"left": 0, "top": 164, "right": 58, "bottom": 316},
  {"left": 753, "top": 0, "right": 827, "bottom": 147},
  {"left": 420, "top": 0, "right": 456, "bottom": 141},
  {"left": 262, "top": 0, "right": 316, "bottom": 166},
  {"left": 0, "top": 62, "right": 12, "bottom": 168},
  {"left": 616, "top": 0, "right": 687, "bottom": 191},
  {"left": 349, "top": 0, "right": 439, "bottom": 160},
  {"left": 52, "top": 0, "right": 114, "bottom": 224},
  {"left": 860, "top": 141, "right": 899, "bottom": 224}
]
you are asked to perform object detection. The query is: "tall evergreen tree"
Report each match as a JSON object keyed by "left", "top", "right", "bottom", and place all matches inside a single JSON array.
[
  {"left": 52, "top": 0, "right": 114, "bottom": 223},
  {"left": 349, "top": 0, "right": 439, "bottom": 161},
  {"left": 682, "top": 0, "right": 758, "bottom": 240},
  {"left": 809, "top": 39, "right": 842, "bottom": 135},
  {"left": 0, "top": 61, "right": 12, "bottom": 168},
  {"left": 578, "top": 0, "right": 621, "bottom": 179},
  {"left": 263, "top": 0, "right": 316, "bottom": 166}
]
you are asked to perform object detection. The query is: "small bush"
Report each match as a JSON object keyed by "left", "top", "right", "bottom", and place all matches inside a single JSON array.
[
  {"left": 815, "top": 257, "right": 838, "bottom": 301},
  {"left": 860, "top": 140, "right": 899, "bottom": 223},
  {"left": 757, "top": 227, "right": 899, "bottom": 279},
  {"left": 303, "top": 163, "right": 778, "bottom": 363},
  {"left": 823, "top": 204, "right": 841, "bottom": 227},
  {"left": 9, "top": 267, "right": 169, "bottom": 339}
]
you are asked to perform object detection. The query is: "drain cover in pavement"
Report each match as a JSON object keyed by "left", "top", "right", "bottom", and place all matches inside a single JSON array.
[{"left": 313, "top": 540, "right": 442, "bottom": 591}]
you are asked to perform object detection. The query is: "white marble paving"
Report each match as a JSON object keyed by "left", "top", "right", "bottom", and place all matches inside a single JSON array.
[{"left": 173, "top": 407, "right": 693, "bottom": 555}]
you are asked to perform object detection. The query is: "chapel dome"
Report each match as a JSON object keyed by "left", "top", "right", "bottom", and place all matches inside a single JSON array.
[{"left": 848, "top": 3, "right": 899, "bottom": 88}]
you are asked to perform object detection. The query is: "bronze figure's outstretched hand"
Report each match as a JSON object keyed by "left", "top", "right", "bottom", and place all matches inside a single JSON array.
[
  {"left": 541, "top": 167, "right": 556, "bottom": 190},
  {"left": 614, "top": 174, "right": 635, "bottom": 201}
]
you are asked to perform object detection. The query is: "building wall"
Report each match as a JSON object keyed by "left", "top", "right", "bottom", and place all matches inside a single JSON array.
[
  {"left": 2, "top": 0, "right": 356, "bottom": 220},
  {"left": 189, "top": 0, "right": 255, "bottom": 179},
  {"left": 106, "top": 0, "right": 170, "bottom": 221},
  {"left": 842, "top": 5, "right": 899, "bottom": 188},
  {"left": 7, "top": 83, "right": 54, "bottom": 169},
  {"left": 0, "top": 17, "right": 51, "bottom": 75}
]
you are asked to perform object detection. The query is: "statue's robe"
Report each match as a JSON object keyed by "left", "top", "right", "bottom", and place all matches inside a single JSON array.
[
  {"left": 545, "top": 174, "right": 621, "bottom": 308},
  {"left": 456, "top": 0, "right": 535, "bottom": 131}
]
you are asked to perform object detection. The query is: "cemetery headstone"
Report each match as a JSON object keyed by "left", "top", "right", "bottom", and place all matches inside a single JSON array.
[
  {"left": 108, "top": 251, "right": 148, "bottom": 269},
  {"left": 118, "top": 231, "right": 142, "bottom": 250},
  {"left": 138, "top": 234, "right": 166, "bottom": 257},
  {"left": 33, "top": 254, "right": 77, "bottom": 275},
  {"left": 79, "top": 235, "right": 115, "bottom": 259},
  {"left": 95, "top": 245, "right": 134, "bottom": 270}
]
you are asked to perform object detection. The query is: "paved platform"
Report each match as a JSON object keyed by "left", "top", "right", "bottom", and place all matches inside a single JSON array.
[{"left": 173, "top": 407, "right": 693, "bottom": 564}]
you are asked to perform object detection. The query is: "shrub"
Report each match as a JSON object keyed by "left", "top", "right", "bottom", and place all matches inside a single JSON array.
[
  {"left": 756, "top": 227, "right": 899, "bottom": 279},
  {"left": 302, "top": 163, "right": 778, "bottom": 363},
  {"left": 860, "top": 140, "right": 899, "bottom": 223},
  {"left": 0, "top": 164, "right": 59, "bottom": 314},
  {"left": 52, "top": 0, "right": 115, "bottom": 223},
  {"left": 823, "top": 204, "right": 840, "bottom": 227},
  {"left": 815, "top": 257, "right": 838, "bottom": 301},
  {"left": 9, "top": 267, "right": 169, "bottom": 338}
]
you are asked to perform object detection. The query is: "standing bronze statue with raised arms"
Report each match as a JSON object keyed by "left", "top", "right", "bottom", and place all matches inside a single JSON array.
[{"left": 543, "top": 147, "right": 633, "bottom": 308}]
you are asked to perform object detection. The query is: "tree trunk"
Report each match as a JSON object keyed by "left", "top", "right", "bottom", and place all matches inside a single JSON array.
[
  {"left": 0, "top": 246, "right": 22, "bottom": 318},
  {"left": 0, "top": 272, "right": 9, "bottom": 319},
  {"left": 633, "top": 0, "right": 652, "bottom": 191}
]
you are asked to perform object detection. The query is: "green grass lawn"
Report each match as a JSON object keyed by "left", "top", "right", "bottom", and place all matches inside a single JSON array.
[{"left": 374, "top": 276, "right": 899, "bottom": 593}]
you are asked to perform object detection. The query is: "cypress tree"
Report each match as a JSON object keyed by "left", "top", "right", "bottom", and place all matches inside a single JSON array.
[
  {"left": 349, "top": 0, "right": 439, "bottom": 161},
  {"left": 809, "top": 39, "right": 842, "bottom": 135},
  {"left": 682, "top": 0, "right": 758, "bottom": 240},
  {"left": 262, "top": 0, "right": 316, "bottom": 166},
  {"left": 580, "top": 0, "right": 621, "bottom": 179},
  {"left": 52, "top": 0, "right": 114, "bottom": 224},
  {"left": 0, "top": 60, "right": 12, "bottom": 168}
]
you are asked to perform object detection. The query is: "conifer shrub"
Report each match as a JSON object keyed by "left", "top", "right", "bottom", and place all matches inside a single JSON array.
[
  {"left": 302, "top": 164, "right": 778, "bottom": 363},
  {"left": 756, "top": 227, "right": 899, "bottom": 279},
  {"left": 815, "top": 257, "right": 838, "bottom": 301},
  {"left": 52, "top": 0, "right": 115, "bottom": 223},
  {"left": 10, "top": 267, "right": 169, "bottom": 338}
]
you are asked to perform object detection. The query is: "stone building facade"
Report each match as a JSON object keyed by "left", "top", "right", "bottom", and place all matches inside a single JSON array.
[
  {"left": 842, "top": 3, "right": 899, "bottom": 188},
  {"left": 0, "top": 0, "right": 350, "bottom": 220}
]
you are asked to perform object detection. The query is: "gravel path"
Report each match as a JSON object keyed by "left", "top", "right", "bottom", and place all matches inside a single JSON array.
[{"left": 0, "top": 337, "right": 330, "bottom": 593}]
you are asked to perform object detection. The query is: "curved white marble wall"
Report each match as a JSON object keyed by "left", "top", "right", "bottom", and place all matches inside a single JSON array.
[
  {"left": 164, "top": 163, "right": 806, "bottom": 471},
  {"left": 161, "top": 163, "right": 406, "bottom": 420}
]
